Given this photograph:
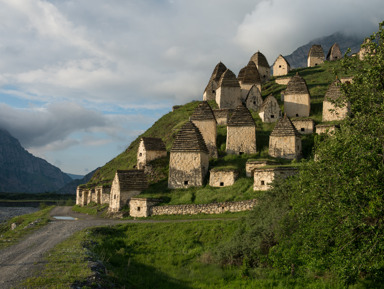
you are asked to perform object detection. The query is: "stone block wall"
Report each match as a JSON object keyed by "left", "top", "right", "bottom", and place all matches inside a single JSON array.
[
  {"left": 226, "top": 126, "right": 257, "bottom": 155},
  {"left": 269, "top": 135, "right": 301, "bottom": 160},
  {"left": 253, "top": 167, "right": 297, "bottom": 191},
  {"left": 209, "top": 169, "right": 238, "bottom": 187},
  {"left": 192, "top": 120, "right": 218, "bottom": 158},
  {"left": 245, "top": 160, "right": 275, "bottom": 177},
  {"left": 284, "top": 93, "right": 311, "bottom": 117},
  {"left": 213, "top": 109, "right": 231, "bottom": 125},
  {"left": 150, "top": 199, "right": 258, "bottom": 216},
  {"left": 316, "top": 124, "right": 337, "bottom": 135},
  {"left": 322, "top": 100, "right": 349, "bottom": 122},
  {"left": 292, "top": 119, "right": 315, "bottom": 134},
  {"left": 216, "top": 86, "right": 242, "bottom": 109},
  {"left": 129, "top": 198, "right": 162, "bottom": 218}
]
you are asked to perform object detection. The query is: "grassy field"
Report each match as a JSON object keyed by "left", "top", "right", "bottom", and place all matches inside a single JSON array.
[
  {"left": 21, "top": 218, "right": 352, "bottom": 289},
  {"left": 0, "top": 206, "right": 53, "bottom": 249}
]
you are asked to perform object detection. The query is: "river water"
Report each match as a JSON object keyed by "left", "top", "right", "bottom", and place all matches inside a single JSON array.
[{"left": 0, "top": 207, "right": 39, "bottom": 223}]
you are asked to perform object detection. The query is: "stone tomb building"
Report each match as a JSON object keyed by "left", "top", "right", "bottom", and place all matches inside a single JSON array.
[
  {"left": 215, "top": 69, "right": 242, "bottom": 109},
  {"left": 269, "top": 115, "right": 302, "bottom": 160},
  {"left": 253, "top": 166, "right": 297, "bottom": 191},
  {"left": 129, "top": 197, "right": 162, "bottom": 218},
  {"left": 109, "top": 170, "right": 148, "bottom": 212},
  {"left": 203, "top": 62, "right": 227, "bottom": 101},
  {"left": 292, "top": 118, "right": 315, "bottom": 134},
  {"left": 258, "top": 94, "right": 281, "bottom": 123},
  {"left": 190, "top": 101, "right": 218, "bottom": 158},
  {"left": 226, "top": 104, "right": 257, "bottom": 155},
  {"left": 95, "top": 185, "right": 111, "bottom": 205},
  {"left": 284, "top": 73, "right": 311, "bottom": 118},
  {"left": 316, "top": 124, "right": 339, "bottom": 135},
  {"left": 273, "top": 55, "right": 291, "bottom": 76},
  {"left": 245, "top": 85, "right": 263, "bottom": 112},
  {"left": 168, "top": 121, "right": 209, "bottom": 189},
  {"left": 307, "top": 44, "right": 325, "bottom": 67},
  {"left": 245, "top": 159, "right": 277, "bottom": 177},
  {"left": 250, "top": 51, "right": 270, "bottom": 82},
  {"left": 238, "top": 61, "right": 262, "bottom": 101},
  {"left": 209, "top": 168, "right": 238, "bottom": 187},
  {"left": 322, "top": 79, "right": 350, "bottom": 122},
  {"left": 213, "top": 109, "right": 232, "bottom": 125},
  {"left": 327, "top": 43, "right": 342, "bottom": 61},
  {"left": 137, "top": 137, "right": 167, "bottom": 170}
]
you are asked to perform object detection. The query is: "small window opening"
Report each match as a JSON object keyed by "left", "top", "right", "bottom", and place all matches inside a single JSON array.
[
  {"left": 271, "top": 114, "right": 275, "bottom": 118},
  {"left": 220, "top": 182, "right": 224, "bottom": 187},
  {"left": 301, "top": 128, "right": 305, "bottom": 132},
  {"left": 137, "top": 207, "right": 141, "bottom": 211},
  {"left": 279, "top": 65, "right": 282, "bottom": 68},
  {"left": 315, "top": 63, "right": 318, "bottom": 66},
  {"left": 296, "top": 114, "right": 299, "bottom": 117},
  {"left": 253, "top": 101, "right": 256, "bottom": 105},
  {"left": 184, "top": 180, "right": 189, "bottom": 185},
  {"left": 261, "top": 180, "right": 265, "bottom": 186},
  {"left": 239, "top": 152, "right": 244, "bottom": 155},
  {"left": 114, "top": 195, "right": 116, "bottom": 200},
  {"left": 139, "top": 153, "right": 142, "bottom": 157},
  {"left": 222, "top": 206, "right": 225, "bottom": 210}
]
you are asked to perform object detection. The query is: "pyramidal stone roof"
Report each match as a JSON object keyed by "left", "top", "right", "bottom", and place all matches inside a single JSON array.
[
  {"left": 116, "top": 170, "right": 148, "bottom": 191},
  {"left": 218, "top": 69, "right": 240, "bottom": 87},
  {"left": 308, "top": 45, "right": 324, "bottom": 58},
  {"left": 273, "top": 54, "right": 290, "bottom": 67},
  {"left": 141, "top": 137, "right": 166, "bottom": 151},
  {"left": 326, "top": 43, "right": 341, "bottom": 59},
  {"left": 210, "top": 62, "right": 227, "bottom": 83},
  {"left": 324, "top": 78, "right": 343, "bottom": 100},
  {"left": 270, "top": 115, "right": 301, "bottom": 137},
  {"left": 260, "top": 94, "right": 278, "bottom": 111},
  {"left": 238, "top": 61, "right": 261, "bottom": 84},
  {"left": 190, "top": 101, "right": 216, "bottom": 121},
  {"left": 250, "top": 51, "right": 270, "bottom": 68},
  {"left": 227, "top": 104, "right": 255, "bottom": 127},
  {"left": 285, "top": 73, "right": 309, "bottom": 94},
  {"left": 171, "top": 121, "right": 208, "bottom": 153}
]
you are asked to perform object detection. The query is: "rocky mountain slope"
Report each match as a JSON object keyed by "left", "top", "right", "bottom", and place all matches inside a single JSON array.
[
  {"left": 57, "top": 169, "right": 98, "bottom": 194},
  {"left": 0, "top": 128, "right": 72, "bottom": 193},
  {"left": 285, "top": 32, "right": 363, "bottom": 68}
]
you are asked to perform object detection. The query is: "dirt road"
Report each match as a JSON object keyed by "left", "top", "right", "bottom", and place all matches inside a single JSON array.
[{"left": 0, "top": 207, "right": 152, "bottom": 289}]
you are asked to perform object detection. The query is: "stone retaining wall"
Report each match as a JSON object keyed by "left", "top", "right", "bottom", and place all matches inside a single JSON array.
[{"left": 150, "top": 199, "right": 257, "bottom": 216}]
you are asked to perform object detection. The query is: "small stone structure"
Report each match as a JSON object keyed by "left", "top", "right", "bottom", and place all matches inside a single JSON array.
[
  {"left": 284, "top": 73, "right": 311, "bottom": 117},
  {"left": 129, "top": 198, "right": 162, "bottom": 218},
  {"left": 307, "top": 44, "right": 325, "bottom": 67},
  {"left": 316, "top": 124, "right": 338, "bottom": 135},
  {"left": 275, "top": 77, "right": 292, "bottom": 85},
  {"left": 190, "top": 101, "right": 218, "bottom": 158},
  {"left": 238, "top": 61, "right": 262, "bottom": 100},
  {"left": 203, "top": 62, "right": 227, "bottom": 101},
  {"left": 250, "top": 51, "right": 270, "bottom": 82},
  {"left": 226, "top": 104, "right": 257, "bottom": 155},
  {"left": 168, "top": 121, "right": 209, "bottom": 189},
  {"left": 358, "top": 38, "right": 373, "bottom": 60},
  {"left": 246, "top": 159, "right": 276, "bottom": 177},
  {"left": 292, "top": 118, "right": 315, "bottom": 134},
  {"left": 137, "top": 137, "right": 167, "bottom": 170},
  {"left": 87, "top": 189, "right": 95, "bottom": 204},
  {"left": 95, "top": 185, "right": 111, "bottom": 205},
  {"left": 269, "top": 115, "right": 302, "bottom": 160},
  {"left": 109, "top": 170, "right": 148, "bottom": 212},
  {"left": 150, "top": 199, "right": 258, "bottom": 216},
  {"left": 215, "top": 69, "right": 242, "bottom": 109},
  {"left": 273, "top": 55, "right": 290, "bottom": 76},
  {"left": 253, "top": 166, "right": 297, "bottom": 191},
  {"left": 340, "top": 77, "right": 353, "bottom": 84},
  {"left": 209, "top": 168, "right": 238, "bottom": 187},
  {"left": 213, "top": 109, "right": 232, "bottom": 125},
  {"left": 245, "top": 85, "right": 263, "bottom": 112},
  {"left": 258, "top": 94, "right": 281, "bottom": 123},
  {"left": 322, "top": 79, "right": 350, "bottom": 122},
  {"left": 327, "top": 43, "right": 342, "bottom": 61},
  {"left": 76, "top": 186, "right": 82, "bottom": 205}
]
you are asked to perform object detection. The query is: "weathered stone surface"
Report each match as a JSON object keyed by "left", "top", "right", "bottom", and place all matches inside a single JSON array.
[
  {"left": 253, "top": 167, "right": 297, "bottom": 191},
  {"left": 259, "top": 94, "right": 281, "bottom": 123},
  {"left": 269, "top": 115, "right": 302, "bottom": 160},
  {"left": 292, "top": 119, "right": 315, "bottom": 134},
  {"left": 250, "top": 51, "right": 270, "bottom": 82},
  {"left": 129, "top": 198, "right": 162, "bottom": 218},
  {"left": 150, "top": 199, "right": 258, "bottom": 216},
  {"left": 209, "top": 169, "right": 238, "bottom": 187},
  {"left": 327, "top": 43, "right": 342, "bottom": 61},
  {"left": 245, "top": 160, "right": 276, "bottom": 177},
  {"left": 322, "top": 79, "right": 350, "bottom": 122},
  {"left": 216, "top": 69, "right": 242, "bottom": 109},
  {"left": 245, "top": 85, "right": 263, "bottom": 112},
  {"left": 316, "top": 124, "right": 338, "bottom": 135},
  {"left": 273, "top": 55, "right": 290, "bottom": 76},
  {"left": 238, "top": 61, "right": 262, "bottom": 100},
  {"left": 203, "top": 62, "right": 227, "bottom": 101},
  {"left": 307, "top": 44, "right": 325, "bottom": 67},
  {"left": 137, "top": 137, "right": 167, "bottom": 170},
  {"left": 284, "top": 73, "right": 311, "bottom": 117},
  {"left": 212, "top": 109, "right": 232, "bottom": 125},
  {"left": 109, "top": 170, "right": 148, "bottom": 213}
]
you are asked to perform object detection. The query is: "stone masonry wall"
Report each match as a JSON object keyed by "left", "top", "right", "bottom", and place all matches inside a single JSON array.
[
  {"left": 292, "top": 120, "right": 314, "bottom": 134},
  {"left": 216, "top": 86, "right": 242, "bottom": 109},
  {"left": 226, "top": 126, "right": 256, "bottom": 155},
  {"left": 322, "top": 100, "right": 349, "bottom": 122},
  {"left": 284, "top": 93, "right": 310, "bottom": 117},
  {"left": 192, "top": 120, "right": 218, "bottom": 158},
  {"left": 150, "top": 199, "right": 258, "bottom": 216},
  {"left": 209, "top": 170, "right": 238, "bottom": 187},
  {"left": 269, "top": 135, "right": 301, "bottom": 160}
]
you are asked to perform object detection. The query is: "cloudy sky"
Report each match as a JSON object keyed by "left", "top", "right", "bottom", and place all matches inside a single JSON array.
[{"left": 0, "top": 0, "right": 383, "bottom": 175}]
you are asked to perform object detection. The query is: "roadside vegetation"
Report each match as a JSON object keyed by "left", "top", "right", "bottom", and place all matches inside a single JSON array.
[{"left": 0, "top": 205, "right": 54, "bottom": 249}]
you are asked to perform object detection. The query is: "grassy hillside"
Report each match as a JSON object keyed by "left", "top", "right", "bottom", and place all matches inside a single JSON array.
[{"left": 86, "top": 59, "right": 355, "bottom": 194}]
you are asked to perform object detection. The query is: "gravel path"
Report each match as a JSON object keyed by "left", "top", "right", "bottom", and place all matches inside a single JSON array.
[{"left": 0, "top": 206, "right": 231, "bottom": 288}]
